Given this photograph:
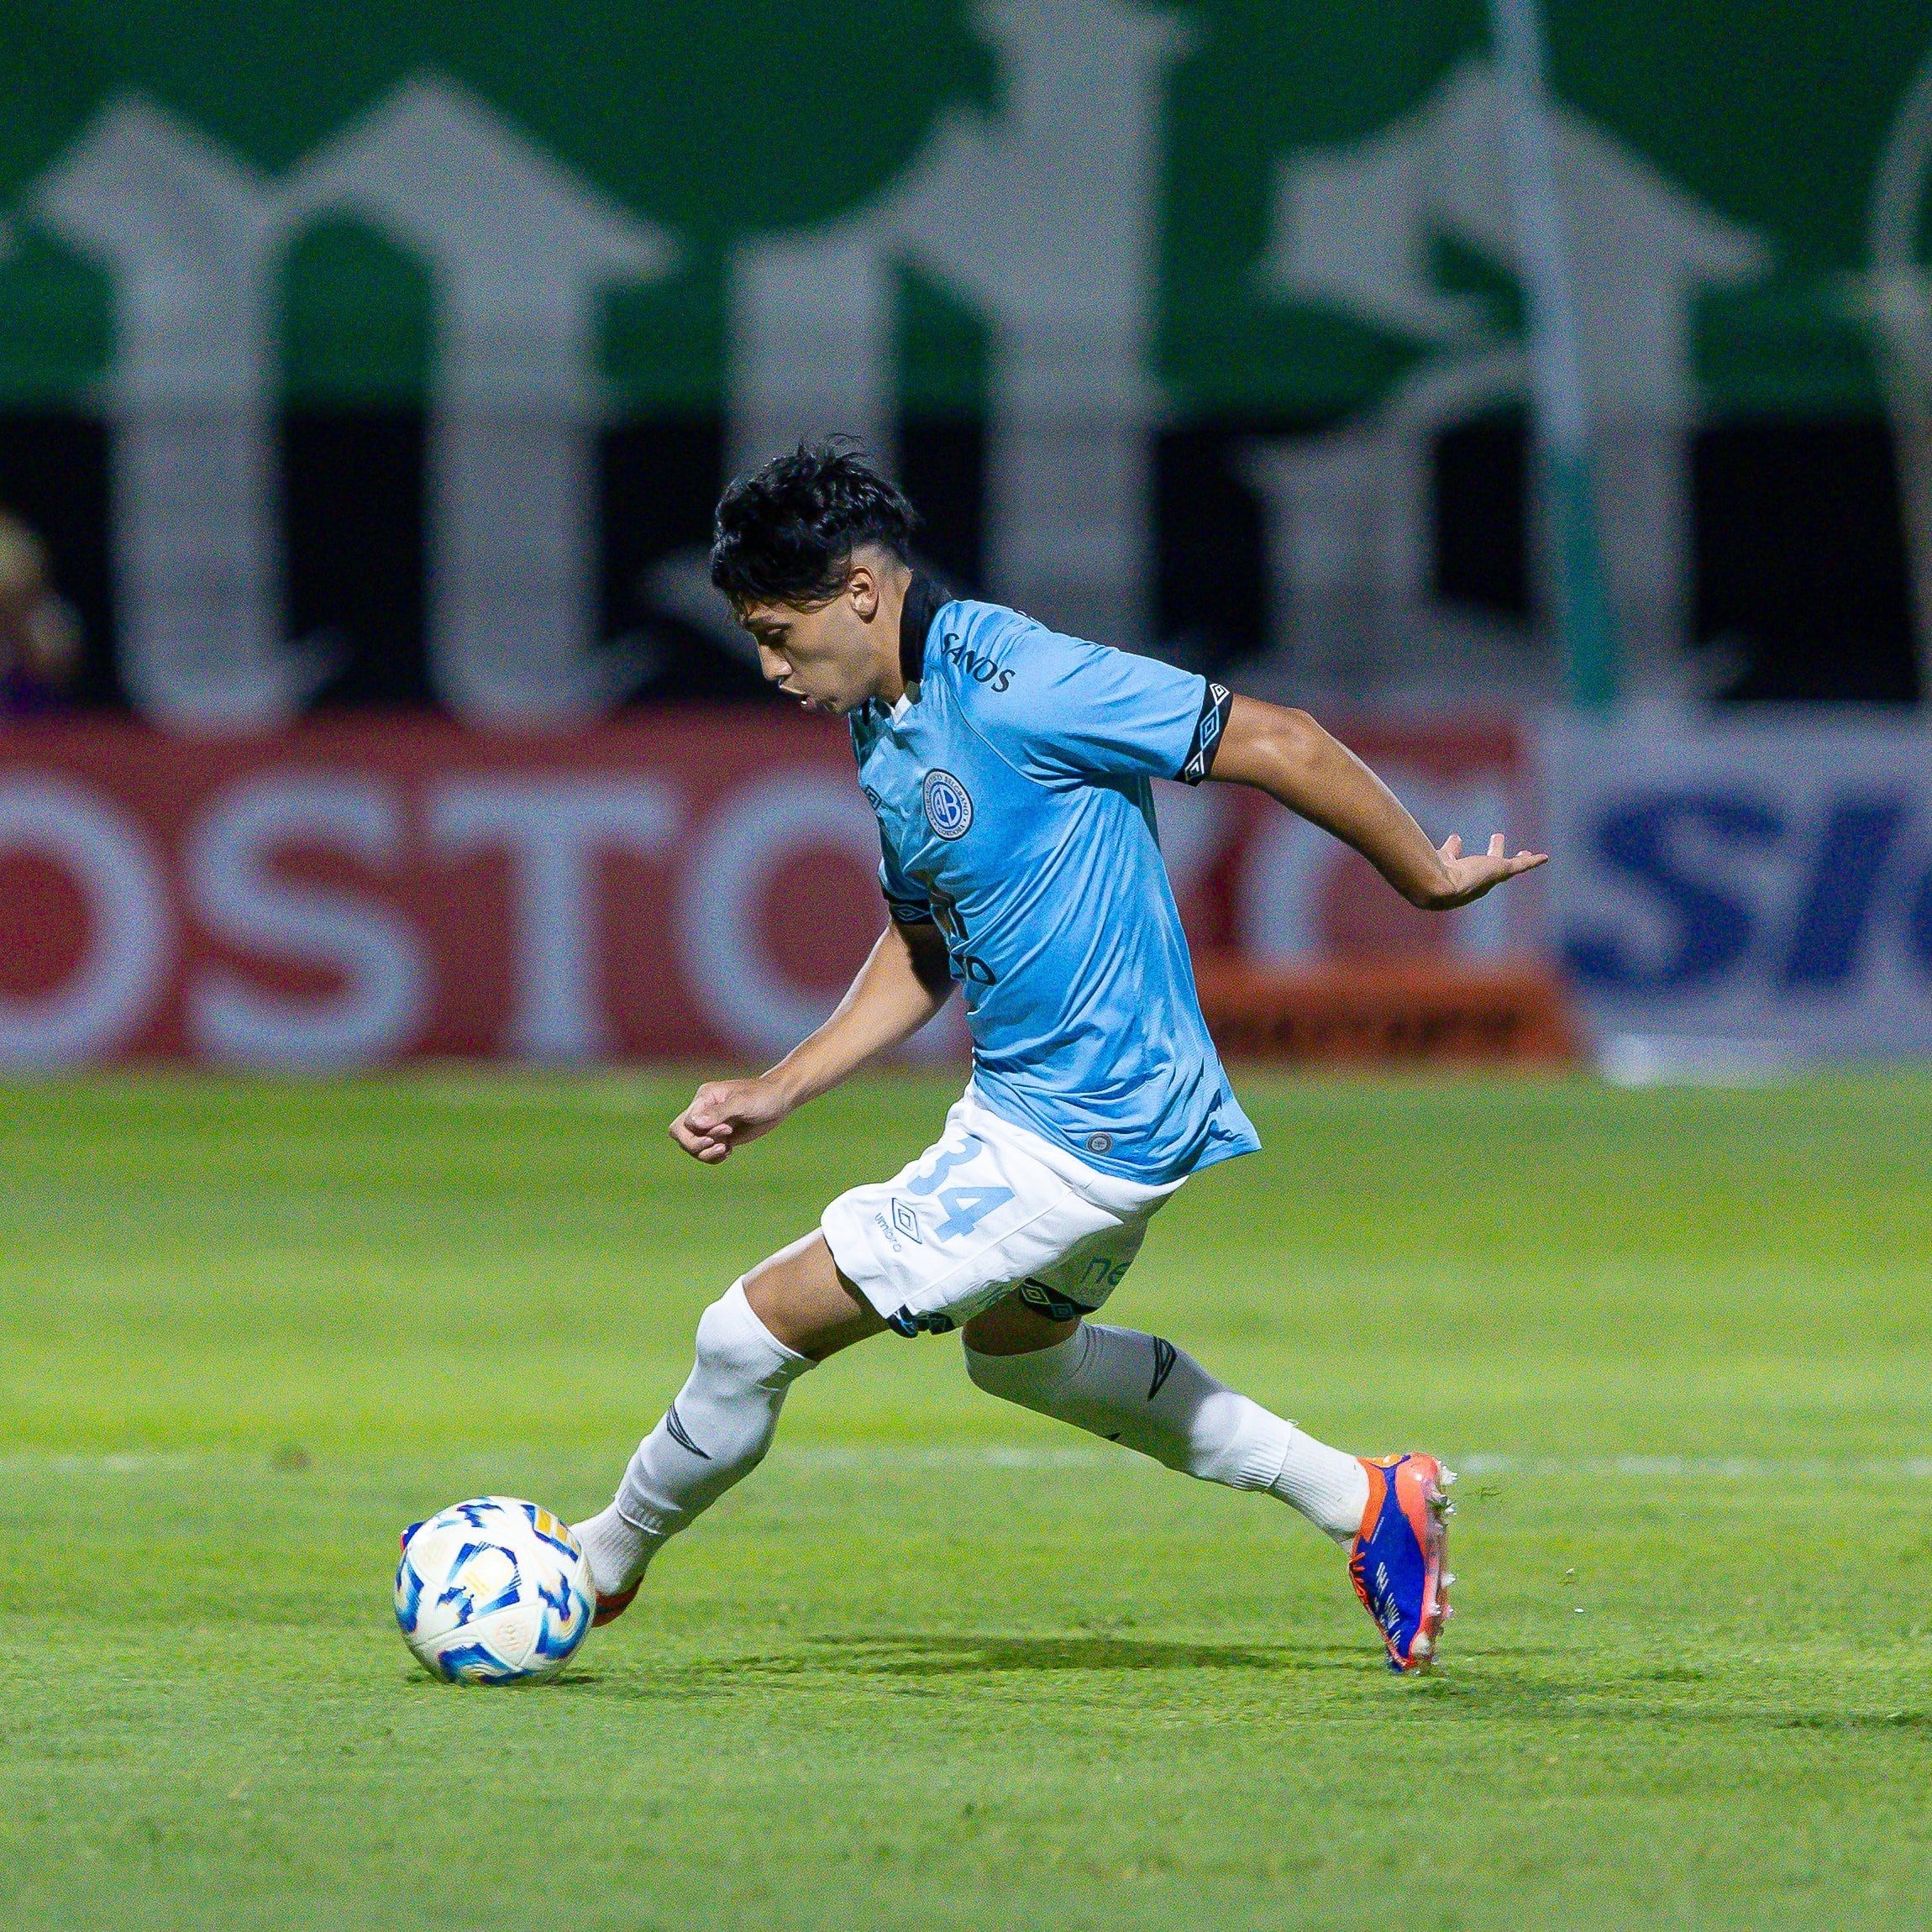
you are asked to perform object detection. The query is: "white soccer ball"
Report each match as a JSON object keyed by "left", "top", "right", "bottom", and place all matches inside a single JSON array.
[{"left": 394, "top": 1496, "right": 595, "bottom": 1684}]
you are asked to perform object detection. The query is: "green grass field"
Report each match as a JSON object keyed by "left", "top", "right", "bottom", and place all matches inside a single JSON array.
[{"left": 3, "top": 1069, "right": 1929, "bottom": 1930}]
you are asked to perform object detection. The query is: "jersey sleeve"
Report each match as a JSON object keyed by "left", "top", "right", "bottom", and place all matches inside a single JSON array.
[
  {"left": 877, "top": 837, "right": 934, "bottom": 925},
  {"left": 991, "top": 623, "right": 1232, "bottom": 786}
]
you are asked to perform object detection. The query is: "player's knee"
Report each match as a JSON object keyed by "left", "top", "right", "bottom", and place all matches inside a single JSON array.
[
  {"left": 694, "top": 1281, "right": 782, "bottom": 1383},
  {"left": 962, "top": 1342, "right": 1008, "bottom": 1397},
  {"left": 963, "top": 1326, "right": 1084, "bottom": 1404}
]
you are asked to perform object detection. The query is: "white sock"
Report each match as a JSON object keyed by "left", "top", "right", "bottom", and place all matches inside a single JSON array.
[
  {"left": 964, "top": 1324, "right": 1370, "bottom": 1544},
  {"left": 572, "top": 1280, "right": 814, "bottom": 1597}
]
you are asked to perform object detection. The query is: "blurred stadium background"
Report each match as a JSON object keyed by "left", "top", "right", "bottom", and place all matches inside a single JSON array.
[
  {"left": 0, "top": 0, "right": 1929, "bottom": 1075},
  {"left": 3, "top": 7, "right": 1931, "bottom": 1930}
]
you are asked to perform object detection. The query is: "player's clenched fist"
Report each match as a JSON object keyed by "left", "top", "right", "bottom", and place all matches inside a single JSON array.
[{"left": 670, "top": 1076, "right": 792, "bottom": 1163}]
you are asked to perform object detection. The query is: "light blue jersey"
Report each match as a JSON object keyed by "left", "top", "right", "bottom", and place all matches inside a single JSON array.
[{"left": 847, "top": 582, "right": 1260, "bottom": 1185}]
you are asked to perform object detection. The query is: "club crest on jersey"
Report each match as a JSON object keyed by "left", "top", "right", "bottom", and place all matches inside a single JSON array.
[{"left": 922, "top": 769, "right": 974, "bottom": 840}]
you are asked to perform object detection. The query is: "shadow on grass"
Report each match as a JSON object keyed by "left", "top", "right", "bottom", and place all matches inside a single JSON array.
[
  {"left": 551, "top": 1641, "right": 1932, "bottom": 1733},
  {"left": 561, "top": 1630, "right": 1365, "bottom": 1693},
  {"left": 808, "top": 1633, "right": 1351, "bottom": 1677}
]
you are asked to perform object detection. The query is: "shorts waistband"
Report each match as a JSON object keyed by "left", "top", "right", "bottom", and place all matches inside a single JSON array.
[{"left": 958, "top": 1084, "right": 1184, "bottom": 1214}]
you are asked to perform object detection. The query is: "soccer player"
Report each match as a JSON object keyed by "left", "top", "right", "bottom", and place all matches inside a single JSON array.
[{"left": 575, "top": 444, "right": 1546, "bottom": 1672}]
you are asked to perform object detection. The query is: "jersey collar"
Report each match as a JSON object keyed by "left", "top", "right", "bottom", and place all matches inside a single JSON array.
[{"left": 895, "top": 570, "right": 947, "bottom": 715}]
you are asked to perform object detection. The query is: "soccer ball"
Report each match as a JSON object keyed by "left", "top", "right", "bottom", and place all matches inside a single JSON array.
[{"left": 394, "top": 1497, "right": 595, "bottom": 1683}]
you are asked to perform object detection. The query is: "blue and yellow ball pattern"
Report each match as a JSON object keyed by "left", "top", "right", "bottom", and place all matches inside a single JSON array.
[{"left": 394, "top": 1497, "right": 595, "bottom": 1683}]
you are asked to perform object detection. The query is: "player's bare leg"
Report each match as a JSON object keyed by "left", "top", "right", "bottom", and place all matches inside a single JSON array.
[
  {"left": 958, "top": 1295, "right": 1079, "bottom": 1356},
  {"left": 571, "top": 1235, "right": 882, "bottom": 1623},
  {"left": 743, "top": 1232, "right": 889, "bottom": 1359}
]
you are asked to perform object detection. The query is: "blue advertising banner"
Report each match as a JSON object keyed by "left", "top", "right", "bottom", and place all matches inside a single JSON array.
[{"left": 1540, "top": 714, "right": 1932, "bottom": 1062}]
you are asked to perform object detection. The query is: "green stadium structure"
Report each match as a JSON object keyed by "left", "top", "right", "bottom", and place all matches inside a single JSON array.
[{"left": 0, "top": 2, "right": 1925, "bottom": 719}]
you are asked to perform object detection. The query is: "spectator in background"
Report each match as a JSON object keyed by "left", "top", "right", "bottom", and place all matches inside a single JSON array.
[{"left": 0, "top": 509, "right": 80, "bottom": 717}]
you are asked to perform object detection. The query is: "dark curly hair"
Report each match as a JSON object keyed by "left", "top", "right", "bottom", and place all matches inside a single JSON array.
[{"left": 709, "top": 439, "right": 921, "bottom": 611}]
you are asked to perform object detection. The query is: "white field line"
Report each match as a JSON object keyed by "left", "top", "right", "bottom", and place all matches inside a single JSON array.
[
  {"left": 0, "top": 1452, "right": 199, "bottom": 1476},
  {"left": 786, "top": 1446, "right": 1118, "bottom": 1471},
  {"left": 3, "top": 1447, "right": 1929, "bottom": 1481},
  {"left": 780, "top": 1448, "right": 1932, "bottom": 1479},
  {"left": 1452, "top": 1452, "right": 1932, "bottom": 1480}
]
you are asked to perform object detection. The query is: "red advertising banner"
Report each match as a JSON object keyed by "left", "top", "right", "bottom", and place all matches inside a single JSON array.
[{"left": 0, "top": 712, "right": 1530, "bottom": 1071}]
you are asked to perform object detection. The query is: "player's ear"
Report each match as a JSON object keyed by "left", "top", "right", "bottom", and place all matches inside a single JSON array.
[{"left": 846, "top": 558, "right": 881, "bottom": 621}]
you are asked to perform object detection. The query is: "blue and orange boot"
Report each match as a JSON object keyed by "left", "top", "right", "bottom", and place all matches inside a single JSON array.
[
  {"left": 591, "top": 1586, "right": 639, "bottom": 1628},
  {"left": 1347, "top": 1452, "right": 1456, "bottom": 1673}
]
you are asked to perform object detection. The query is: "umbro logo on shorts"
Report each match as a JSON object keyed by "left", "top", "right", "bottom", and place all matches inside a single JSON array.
[
  {"left": 1019, "top": 1278, "right": 1100, "bottom": 1324},
  {"left": 890, "top": 1198, "right": 922, "bottom": 1243}
]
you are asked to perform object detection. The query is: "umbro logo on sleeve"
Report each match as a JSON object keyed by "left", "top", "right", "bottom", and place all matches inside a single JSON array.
[{"left": 1179, "top": 683, "right": 1231, "bottom": 785}]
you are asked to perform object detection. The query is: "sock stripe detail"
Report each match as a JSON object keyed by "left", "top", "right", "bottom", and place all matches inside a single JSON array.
[
  {"left": 663, "top": 1401, "right": 711, "bottom": 1461},
  {"left": 1147, "top": 1336, "right": 1178, "bottom": 1401}
]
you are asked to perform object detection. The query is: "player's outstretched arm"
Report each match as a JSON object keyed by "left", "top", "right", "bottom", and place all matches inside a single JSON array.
[
  {"left": 1208, "top": 696, "right": 1547, "bottom": 910},
  {"left": 670, "top": 916, "right": 954, "bottom": 1163}
]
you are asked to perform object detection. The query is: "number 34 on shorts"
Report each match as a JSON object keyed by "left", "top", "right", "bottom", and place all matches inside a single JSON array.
[
  {"left": 819, "top": 1089, "right": 1182, "bottom": 1336},
  {"left": 900, "top": 1133, "right": 1013, "bottom": 1240}
]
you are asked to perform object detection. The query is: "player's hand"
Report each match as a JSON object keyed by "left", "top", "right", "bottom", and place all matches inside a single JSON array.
[
  {"left": 669, "top": 1076, "right": 793, "bottom": 1164},
  {"left": 1425, "top": 832, "right": 1548, "bottom": 910}
]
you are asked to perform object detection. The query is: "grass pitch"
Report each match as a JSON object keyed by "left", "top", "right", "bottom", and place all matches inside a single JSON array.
[{"left": 2, "top": 1068, "right": 1929, "bottom": 1931}]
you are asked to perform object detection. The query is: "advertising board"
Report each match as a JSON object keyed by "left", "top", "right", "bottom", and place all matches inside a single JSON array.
[
  {"left": 1538, "top": 712, "right": 1932, "bottom": 1062},
  {"left": 0, "top": 712, "right": 1530, "bottom": 1071}
]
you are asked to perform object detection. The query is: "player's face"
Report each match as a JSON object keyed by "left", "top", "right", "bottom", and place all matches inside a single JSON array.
[{"left": 738, "top": 564, "right": 892, "bottom": 717}]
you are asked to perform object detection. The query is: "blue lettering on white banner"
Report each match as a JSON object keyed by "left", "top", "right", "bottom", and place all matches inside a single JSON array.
[{"left": 1537, "top": 717, "right": 1932, "bottom": 1059}]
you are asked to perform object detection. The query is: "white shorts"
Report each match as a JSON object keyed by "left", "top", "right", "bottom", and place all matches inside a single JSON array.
[{"left": 822, "top": 1087, "right": 1183, "bottom": 1336}]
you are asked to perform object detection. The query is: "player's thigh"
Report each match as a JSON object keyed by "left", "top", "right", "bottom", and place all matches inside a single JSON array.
[
  {"left": 1002, "top": 1199, "right": 1163, "bottom": 1327},
  {"left": 959, "top": 1189, "right": 1168, "bottom": 1356},
  {"left": 743, "top": 1231, "right": 889, "bottom": 1361},
  {"left": 823, "top": 1103, "right": 1103, "bottom": 1336}
]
